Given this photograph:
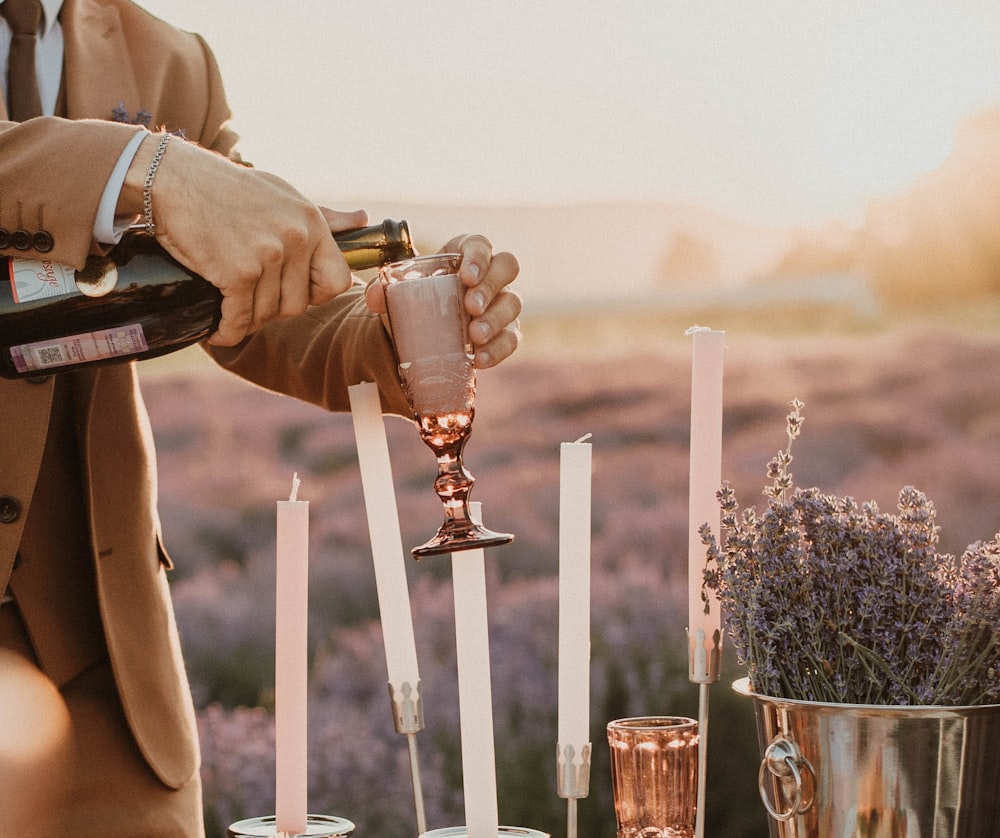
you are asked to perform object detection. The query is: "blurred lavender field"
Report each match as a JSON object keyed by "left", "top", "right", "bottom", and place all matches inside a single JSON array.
[{"left": 142, "top": 313, "right": 1000, "bottom": 838}]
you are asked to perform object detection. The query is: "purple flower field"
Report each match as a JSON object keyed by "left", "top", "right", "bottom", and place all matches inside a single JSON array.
[{"left": 142, "top": 321, "right": 1000, "bottom": 837}]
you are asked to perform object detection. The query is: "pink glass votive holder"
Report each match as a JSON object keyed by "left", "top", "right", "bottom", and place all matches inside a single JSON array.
[{"left": 607, "top": 716, "right": 699, "bottom": 838}]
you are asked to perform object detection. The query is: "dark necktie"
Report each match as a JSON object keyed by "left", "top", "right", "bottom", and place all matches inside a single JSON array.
[{"left": 2, "top": 0, "right": 42, "bottom": 121}]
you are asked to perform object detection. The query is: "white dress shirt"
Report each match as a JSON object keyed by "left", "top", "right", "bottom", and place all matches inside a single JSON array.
[{"left": 0, "top": 0, "right": 144, "bottom": 245}]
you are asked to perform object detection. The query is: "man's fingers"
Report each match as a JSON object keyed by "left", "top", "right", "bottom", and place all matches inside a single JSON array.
[
  {"left": 250, "top": 257, "right": 285, "bottom": 331},
  {"left": 319, "top": 207, "right": 369, "bottom": 232},
  {"left": 475, "top": 318, "right": 522, "bottom": 369},
  {"left": 364, "top": 276, "right": 386, "bottom": 315},
  {"left": 308, "top": 232, "right": 353, "bottom": 306},
  {"left": 448, "top": 234, "right": 493, "bottom": 289},
  {"left": 210, "top": 293, "right": 256, "bottom": 347},
  {"left": 463, "top": 250, "right": 519, "bottom": 316},
  {"left": 469, "top": 286, "right": 522, "bottom": 345}
]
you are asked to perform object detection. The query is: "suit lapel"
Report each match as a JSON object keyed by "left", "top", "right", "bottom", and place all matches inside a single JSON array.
[
  {"left": 60, "top": 0, "right": 140, "bottom": 121},
  {"left": 0, "top": 379, "right": 54, "bottom": 595},
  {"left": 73, "top": 364, "right": 159, "bottom": 560}
]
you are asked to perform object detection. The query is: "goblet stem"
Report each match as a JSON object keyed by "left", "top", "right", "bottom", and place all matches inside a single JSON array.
[
  {"left": 430, "top": 437, "right": 475, "bottom": 527},
  {"left": 412, "top": 432, "right": 513, "bottom": 559}
]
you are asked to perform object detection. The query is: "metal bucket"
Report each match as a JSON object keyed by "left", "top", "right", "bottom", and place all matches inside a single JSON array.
[{"left": 734, "top": 678, "right": 1000, "bottom": 837}]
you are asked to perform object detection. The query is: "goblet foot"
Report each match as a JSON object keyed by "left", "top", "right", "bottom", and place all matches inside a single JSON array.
[{"left": 412, "top": 520, "right": 514, "bottom": 559}]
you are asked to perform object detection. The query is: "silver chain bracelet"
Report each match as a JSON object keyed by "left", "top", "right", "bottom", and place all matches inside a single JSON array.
[{"left": 143, "top": 133, "right": 172, "bottom": 237}]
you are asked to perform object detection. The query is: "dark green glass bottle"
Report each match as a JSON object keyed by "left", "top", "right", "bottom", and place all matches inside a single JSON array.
[{"left": 0, "top": 219, "right": 413, "bottom": 378}]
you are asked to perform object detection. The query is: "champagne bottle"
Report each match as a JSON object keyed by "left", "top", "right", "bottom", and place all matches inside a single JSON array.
[{"left": 0, "top": 219, "right": 413, "bottom": 379}]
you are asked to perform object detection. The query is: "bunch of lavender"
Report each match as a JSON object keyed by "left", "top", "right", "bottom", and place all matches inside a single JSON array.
[{"left": 702, "top": 399, "right": 1000, "bottom": 706}]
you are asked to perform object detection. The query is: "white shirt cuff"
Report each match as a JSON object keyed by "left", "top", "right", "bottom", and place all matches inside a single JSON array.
[{"left": 93, "top": 131, "right": 148, "bottom": 245}]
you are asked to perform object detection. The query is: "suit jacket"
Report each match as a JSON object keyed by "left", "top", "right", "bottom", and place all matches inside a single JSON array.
[{"left": 0, "top": 0, "right": 407, "bottom": 790}]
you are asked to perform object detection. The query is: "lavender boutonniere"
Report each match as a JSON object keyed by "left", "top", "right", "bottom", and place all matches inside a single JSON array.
[
  {"left": 111, "top": 102, "right": 152, "bottom": 127},
  {"left": 110, "top": 104, "right": 188, "bottom": 141},
  {"left": 702, "top": 399, "right": 1000, "bottom": 706}
]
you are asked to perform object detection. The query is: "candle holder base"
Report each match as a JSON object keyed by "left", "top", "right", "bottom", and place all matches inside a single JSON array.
[
  {"left": 419, "top": 828, "right": 549, "bottom": 838},
  {"left": 389, "top": 679, "right": 425, "bottom": 734},
  {"left": 687, "top": 626, "right": 723, "bottom": 685},
  {"left": 227, "top": 815, "right": 355, "bottom": 837},
  {"left": 556, "top": 741, "right": 592, "bottom": 799}
]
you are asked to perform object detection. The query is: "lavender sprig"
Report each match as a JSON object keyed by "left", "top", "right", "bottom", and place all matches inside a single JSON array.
[{"left": 702, "top": 400, "right": 1000, "bottom": 706}]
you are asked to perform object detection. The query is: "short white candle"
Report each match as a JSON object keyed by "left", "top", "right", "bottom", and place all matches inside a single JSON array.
[
  {"left": 452, "top": 503, "right": 499, "bottom": 838},
  {"left": 558, "top": 437, "right": 592, "bottom": 757},
  {"left": 275, "top": 473, "right": 309, "bottom": 835},
  {"left": 686, "top": 328, "right": 725, "bottom": 681},
  {"left": 348, "top": 383, "right": 421, "bottom": 694}
]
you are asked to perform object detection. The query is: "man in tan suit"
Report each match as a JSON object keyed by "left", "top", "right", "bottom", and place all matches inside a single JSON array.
[{"left": 0, "top": 1, "right": 522, "bottom": 835}]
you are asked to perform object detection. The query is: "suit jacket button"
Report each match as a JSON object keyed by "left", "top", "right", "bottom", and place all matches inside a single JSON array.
[
  {"left": 0, "top": 496, "right": 21, "bottom": 524},
  {"left": 33, "top": 231, "right": 54, "bottom": 253},
  {"left": 0, "top": 228, "right": 9, "bottom": 249},
  {"left": 11, "top": 230, "right": 31, "bottom": 250}
]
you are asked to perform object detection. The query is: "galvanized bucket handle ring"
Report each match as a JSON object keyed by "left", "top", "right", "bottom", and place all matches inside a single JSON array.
[{"left": 758, "top": 735, "right": 815, "bottom": 821}]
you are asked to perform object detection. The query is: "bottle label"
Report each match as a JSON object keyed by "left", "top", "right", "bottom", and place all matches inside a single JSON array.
[
  {"left": 10, "top": 325, "right": 150, "bottom": 373},
  {"left": 7, "top": 258, "right": 78, "bottom": 303}
]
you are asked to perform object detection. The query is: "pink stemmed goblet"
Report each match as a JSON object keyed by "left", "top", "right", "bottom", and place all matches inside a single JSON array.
[{"left": 380, "top": 253, "right": 514, "bottom": 559}]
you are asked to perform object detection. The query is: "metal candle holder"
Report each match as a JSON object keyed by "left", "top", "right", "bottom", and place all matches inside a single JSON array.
[
  {"left": 556, "top": 741, "right": 591, "bottom": 838},
  {"left": 688, "top": 627, "right": 723, "bottom": 838},
  {"left": 388, "top": 679, "right": 427, "bottom": 835},
  {"left": 688, "top": 627, "right": 722, "bottom": 686}
]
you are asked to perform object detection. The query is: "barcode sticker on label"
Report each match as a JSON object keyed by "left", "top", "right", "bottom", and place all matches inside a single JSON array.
[{"left": 35, "top": 345, "right": 66, "bottom": 366}]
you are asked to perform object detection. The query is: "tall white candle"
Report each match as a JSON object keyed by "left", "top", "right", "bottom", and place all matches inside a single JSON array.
[
  {"left": 453, "top": 503, "right": 499, "bottom": 838},
  {"left": 275, "top": 473, "right": 309, "bottom": 835},
  {"left": 558, "top": 437, "right": 592, "bottom": 756},
  {"left": 686, "top": 328, "right": 725, "bottom": 683},
  {"left": 348, "top": 383, "right": 421, "bottom": 694}
]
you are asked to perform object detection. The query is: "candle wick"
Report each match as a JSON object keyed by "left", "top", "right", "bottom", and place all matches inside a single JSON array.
[
  {"left": 290, "top": 472, "right": 301, "bottom": 502},
  {"left": 573, "top": 433, "right": 593, "bottom": 444}
]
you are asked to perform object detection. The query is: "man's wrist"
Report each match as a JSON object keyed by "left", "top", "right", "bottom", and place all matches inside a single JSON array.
[
  {"left": 118, "top": 132, "right": 164, "bottom": 218},
  {"left": 142, "top": 134, "right": 173, "bottom": 236}
]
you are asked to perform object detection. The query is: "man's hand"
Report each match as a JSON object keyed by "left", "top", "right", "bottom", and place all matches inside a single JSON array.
[
  {"left": 365, "top": 233, "right": 522, "bottom": 368},
  {"left": 121, "top": 134, "right": 355, "bottom": 346}
]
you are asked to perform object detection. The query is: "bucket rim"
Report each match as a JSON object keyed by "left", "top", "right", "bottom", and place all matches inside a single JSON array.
[{"left": 732, "top": 676, "right": 1000, "bottom": 717}]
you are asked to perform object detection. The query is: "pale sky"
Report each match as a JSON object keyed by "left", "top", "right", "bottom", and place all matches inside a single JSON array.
[{"left": 140, "top": 1, "right": 1000, "bottom": 226}]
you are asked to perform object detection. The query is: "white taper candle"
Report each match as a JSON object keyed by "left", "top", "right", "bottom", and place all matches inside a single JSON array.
[
  {"left": 558, "top": 436, "right": 592, "bottom": 753},
  {"left": 348, "top": 382, "right": 421, "bottom": 692},
  {"left": 687, "top": 327, "right": 725, "bottom": 683},
  {"left": 275, "top": 473, "right": 309, "bottom": 835},
  {"left": 452, "top": 503, "right": 499, "bottom": 838}
]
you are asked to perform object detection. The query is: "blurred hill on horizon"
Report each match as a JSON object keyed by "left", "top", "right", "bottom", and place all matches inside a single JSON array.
[{"left": 343, "top": 104, "right": 1000, "bottom": 336}]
